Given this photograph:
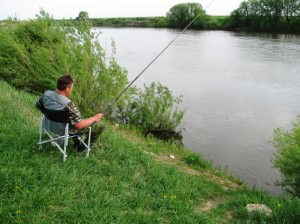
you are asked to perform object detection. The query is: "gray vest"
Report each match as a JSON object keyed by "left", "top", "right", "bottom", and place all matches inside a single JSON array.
[{"left": 42, "top": 90, "right": 74, "bottom": 135}]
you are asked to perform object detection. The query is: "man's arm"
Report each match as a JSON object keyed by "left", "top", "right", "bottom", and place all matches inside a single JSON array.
[
  {"left": 73, "top": 113, "right": 103, "bottom": 130},
  {"left": 67, "top": 101, "right": 103, "bottom": 130}
]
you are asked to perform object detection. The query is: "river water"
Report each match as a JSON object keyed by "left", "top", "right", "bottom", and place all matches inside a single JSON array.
[{"left": 97, "top": 28, "right": 300, "bottom": 195}]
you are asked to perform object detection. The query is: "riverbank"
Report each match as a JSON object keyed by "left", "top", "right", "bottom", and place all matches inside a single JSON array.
[
  {"left": 0, "top": 80, "right": 299, "bottom": 223},
  {"left": 88, "top": 16, "right": 227, "bottom": 30},
  {"left": 89, "top": 15, "right": 300, "bottom": 34}
]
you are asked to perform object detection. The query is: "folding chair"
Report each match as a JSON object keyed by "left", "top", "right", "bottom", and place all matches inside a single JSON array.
[{"left": 37, "top": 109, "right": 91, "bottom": 162}]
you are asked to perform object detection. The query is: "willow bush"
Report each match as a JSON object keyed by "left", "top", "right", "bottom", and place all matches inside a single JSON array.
[
  {"left": 273, "top": 116, "right": 300, "bottom": 197},
  {"left": 0, "top": 11, "right": 128, "bottom": 116},
  {"left": 0, "top": 17, "right": 69, "bottom": 92},
  {"left": 116, "top": 82, "right": 184, "bottom": 134},
  {"left": 63, "top": 17, "right": 128, "bottom": 115},
  {"left": 0, "top": 11, "right": 185, "bottom": 134}
]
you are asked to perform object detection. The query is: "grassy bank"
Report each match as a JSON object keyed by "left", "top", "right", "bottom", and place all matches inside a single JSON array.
[{"left": 0, "top": 80, "right": 299, "bottom": 223}]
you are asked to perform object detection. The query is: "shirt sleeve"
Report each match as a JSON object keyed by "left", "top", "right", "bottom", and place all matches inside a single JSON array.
[{"left": 66, "top": 101, "right": 82, "bottom": 125}]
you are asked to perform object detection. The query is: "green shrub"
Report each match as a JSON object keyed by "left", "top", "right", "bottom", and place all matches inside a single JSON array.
[
  {"left": 0, "top": 11, "right": 128, "bottom": 116},
  {"left": 116, "top": 82, "right": 184, "bottom": 133},
  {"left": 273, "top": 116, "right": 300, "bottom": 197},
  {"left": 0, "top": 12, "right": 185, "bottom": 134},
  {"left": 0, "top": 18, "right": 67, "bottom": 92}
]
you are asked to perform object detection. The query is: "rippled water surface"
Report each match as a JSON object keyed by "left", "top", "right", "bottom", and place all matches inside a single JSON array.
[{"left": 98, "top": 28, "right": 300, "bottom": 195}]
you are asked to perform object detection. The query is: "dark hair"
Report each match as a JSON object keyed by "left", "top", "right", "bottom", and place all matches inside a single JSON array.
[{"left": 57, "top": 75, "right": 74, "bottom": 90}]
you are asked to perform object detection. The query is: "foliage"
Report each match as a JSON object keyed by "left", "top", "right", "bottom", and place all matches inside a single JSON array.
[
  {"left": 0, "top": 14, "right": 68, "bottom": 92},
  {"left": 273, "top": 117, "right": 300, "bottom": 197},
  {"left": 0, "top": 11, "right": 186, "bottom": 133},
  {"left": 90, "top": 15, "right": 227, "bottom": 29},
  {"left": 0, "top": 11, "right": 128, "bottom": 116},
  {"left": 116, "top": 82, "right": 184, "bottom": 134},
  {"left": 225, "top": 0, "right": 300, "bottom": 33},
  {"left": 166, "top": 3, "right": 208, "bottom": 29},
  {"left": 76, "top": 11, "right": 89, "bottom": 20},
  {"left": 62, "top": 17, "right": 128, "bottom": 115},
  {"left": 90, "top": 17, "right": 167, "bottom": 28}
]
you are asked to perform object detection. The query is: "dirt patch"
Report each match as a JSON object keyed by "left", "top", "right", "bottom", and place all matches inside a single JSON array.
[
  {"left": 200, "top": 200, "right": 218, "bottom": 212},
  {"left": 156, "top": 154, "right": 242, "bottom": 191},
  {"left": 195, "top": 197, "right": 228, "bottom": 213}
]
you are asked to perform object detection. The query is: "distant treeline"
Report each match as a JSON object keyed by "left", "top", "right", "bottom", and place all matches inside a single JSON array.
[
  {"left": 2, "top": 1, "right": 298, "bottom": 33},
  {"left": 90, "top": 17, "right": 168, "bottom": 28},
  {"left": 88, "top": 16, "right": 228, "bottom": 30},
  {"left": 226, "top": 0, "right": 300, "bottom": 33},
  {"left": 86, "top": 1, "right": 300, "bottom": 33}
]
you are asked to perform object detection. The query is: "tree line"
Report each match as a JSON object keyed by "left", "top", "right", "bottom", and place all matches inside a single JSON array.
[
  {"left": 226, "top": 0, "right": 300, "bottom": 33},
  {"left": 85, "top": 1, "right": 300, "bottom": 33}
]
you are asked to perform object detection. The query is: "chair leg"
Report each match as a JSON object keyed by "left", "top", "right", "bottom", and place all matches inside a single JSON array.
[
  {"left": 86, "top": 127, "right": 92, "bottom": 157},
  {"left": 63, "top": 124, "right": 69, "bottom": 162},
  {"left": 38, "top": 115, "right": 44, "bottom": 150}
]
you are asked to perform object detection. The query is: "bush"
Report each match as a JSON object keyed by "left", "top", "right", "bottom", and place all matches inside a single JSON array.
[
  {"left": 116, "top": 82, "right": 184, "bottom": 134},
  {"left": 0, "top": 11, "right": 185, "bottom": 134},
  {"left": 0, "top": 17, "right": 68, "bottom": 92},
  {"left": 0, "top": 11, "right": 128, "bottom": 116},
  {"left": 273, "top": 116, "right": 300, "bottom": 197}
]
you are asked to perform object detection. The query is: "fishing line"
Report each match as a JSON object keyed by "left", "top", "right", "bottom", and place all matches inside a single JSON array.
[{"left": 103, "top": 0, "right": 217, "bottom": 114}]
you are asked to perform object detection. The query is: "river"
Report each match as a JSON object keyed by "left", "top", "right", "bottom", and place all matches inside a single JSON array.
[{"left": 97, "top": 27, "right": 300, "bottom": 195}]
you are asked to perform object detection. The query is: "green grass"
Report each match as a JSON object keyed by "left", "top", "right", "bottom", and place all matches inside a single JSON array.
[{"left": 0, "top": 80, "right": 299, "bottom": 223}]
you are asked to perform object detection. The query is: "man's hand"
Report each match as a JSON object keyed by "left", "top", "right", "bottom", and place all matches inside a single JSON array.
[
  {"left": 93, "top": 113, "right": 104, "bottom": 122},
  {"left": 74, "top": 113, "right": 104, "bottom": 130}
]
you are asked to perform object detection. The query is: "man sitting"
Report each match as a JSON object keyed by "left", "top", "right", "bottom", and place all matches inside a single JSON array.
[{"left": 35, "top": 75, "right": 104, "bottom": 151}]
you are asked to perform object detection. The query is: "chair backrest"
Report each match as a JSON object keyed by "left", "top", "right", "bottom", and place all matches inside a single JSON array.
[
  {"left": 43, "top": 108, "right": 70, "bottom": 123},
  {"left": 41, "top": 108, "right": 72, "bottom": 136}
]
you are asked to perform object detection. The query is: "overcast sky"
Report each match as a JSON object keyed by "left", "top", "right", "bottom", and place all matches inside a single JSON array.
[{"left": 0, "top": 0, "right": 244, "bottom": 20}]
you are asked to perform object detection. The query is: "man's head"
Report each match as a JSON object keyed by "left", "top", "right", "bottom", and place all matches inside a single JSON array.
[{"left": 56, "top": 75, "right": 74, "bottom": 97}]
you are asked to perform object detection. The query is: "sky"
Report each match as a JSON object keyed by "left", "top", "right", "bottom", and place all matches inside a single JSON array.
[{"left": 0, "top": 0, "right": 244, "bottom": 20}]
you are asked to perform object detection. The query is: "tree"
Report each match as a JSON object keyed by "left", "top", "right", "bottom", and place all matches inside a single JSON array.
[
  {"left": 273, "top": 117, "right": 300, "bottom": 197},
  {"left": 76, "top": 11, "right": 89, "bottom": 20},
  {"left": 283, "top": 0, "right": 300, "bottom": 23},
  {"left": 226, "top": 0, "right": 300, "bottom": 33},
  {"left": 166, "top": 3, "right": 207, "bottom": 29},
  {"left": 260, "top": 0, "right": 284, "bottom": 30}
]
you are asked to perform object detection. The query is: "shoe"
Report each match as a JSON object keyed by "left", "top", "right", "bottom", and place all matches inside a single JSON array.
[
  {"left": 73, "top": 137, "right": 87, "bottom": 152},
  {"left": 77, "top": 141, "right": 86, "bottom": 152}
]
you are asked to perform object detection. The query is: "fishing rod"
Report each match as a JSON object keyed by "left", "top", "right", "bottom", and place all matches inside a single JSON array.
[{"left": 103, "top": 0, "right": 217, "bottom": 114}]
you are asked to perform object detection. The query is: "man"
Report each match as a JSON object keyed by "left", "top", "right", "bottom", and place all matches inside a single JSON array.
[{"left": 36, "top": 75, "right": 104, "bottom": 151}]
